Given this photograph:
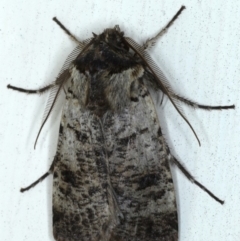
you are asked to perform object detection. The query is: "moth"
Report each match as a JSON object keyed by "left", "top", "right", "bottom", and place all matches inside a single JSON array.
[{"left": 8, "top": 6, "right": 235, "bottom": 241}]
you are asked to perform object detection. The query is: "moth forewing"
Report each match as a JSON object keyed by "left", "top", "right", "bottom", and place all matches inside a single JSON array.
[{"left": 7, "top": 5, "right": 235, "bottom": 241}]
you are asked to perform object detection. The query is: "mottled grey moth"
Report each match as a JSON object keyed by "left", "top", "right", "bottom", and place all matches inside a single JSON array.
[{"left": 8, "top": 6, "right": 235, "bottom": 241}]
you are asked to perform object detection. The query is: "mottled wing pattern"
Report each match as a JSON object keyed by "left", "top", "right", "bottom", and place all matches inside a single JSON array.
[
  {"left": 52, "top": 71, "right": 177, "bottom": 241},
  {"left": 52, "top": 23, "right": 178, "bottom": 241},
  {"left": 52, "top": 76, "right": 119, "bottom": 241},
  {"left": 103, "top": 81, "right": 178, "bottom": 241}
]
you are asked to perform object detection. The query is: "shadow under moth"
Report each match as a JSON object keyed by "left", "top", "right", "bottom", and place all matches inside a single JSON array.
[{"left": 8, "top": 6, "right": 235, "bottom": 241}]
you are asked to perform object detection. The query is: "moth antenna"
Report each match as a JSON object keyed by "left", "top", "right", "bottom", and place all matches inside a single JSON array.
[
  {"left": 34, "top": 79, "right": 66, "bottom": 149},
  {"left": 34, "top": 70, "right": 70, "bottom": 149},
  {"left": 34, "top": 42, "right": 91, "bottom": 149},
  {"left": 53, "top": 17, "right": 84, "bottom": 47},
  {"left": 125, "top": 37, "right": 201, "bottom": 146},
  {"left": 143, "top": 6, "right": 186, "bottom": 50}
]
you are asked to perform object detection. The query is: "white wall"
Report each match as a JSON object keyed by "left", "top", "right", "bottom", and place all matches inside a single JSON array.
[{"left": 1, "top": 1, "right": 239, "bottom": 240}]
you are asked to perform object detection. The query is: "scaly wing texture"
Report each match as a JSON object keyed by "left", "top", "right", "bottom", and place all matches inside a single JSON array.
[
  {"left": 52, "top": 75, "right": 119, "bottom": 241},
  {"left": 104, "top": 82, "right": 178, "bottom": 241},
  {"left": 52, "top": 75, "right": 177, "bottom": 241}
]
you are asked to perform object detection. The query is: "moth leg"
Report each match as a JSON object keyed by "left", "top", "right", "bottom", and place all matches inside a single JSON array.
[
  {"left": 169, "top": 155, "right": 224, "bottom": 205},
  {"left": 52, "top": 17, "right": 83, "bottom": 46},
  {"left": 7, "top": 83, "right": 55, "bottom": 94},
  {"left": 20, "top": 162, "right": 55, "bottom": 192},
  {"left": 8, "top": 59, "right": 70, "bottom": 96},
  {"left": 172, "top": 92, "right": 235, "bottom": 110},
  {"left": 143, "top": 6, "right": 186, "bottom": 50},
  {"left": 20, "top": 171, "right": 51, "bottom": 192}
]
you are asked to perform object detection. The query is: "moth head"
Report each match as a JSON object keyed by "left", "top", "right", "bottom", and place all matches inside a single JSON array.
[{"left": 93, "top": 25, "right": 129, "bottom": 50}]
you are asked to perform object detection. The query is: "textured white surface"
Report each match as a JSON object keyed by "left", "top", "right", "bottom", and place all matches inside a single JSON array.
[{"left": 0, "top": 0, "right": 240, "bottom": 241}]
